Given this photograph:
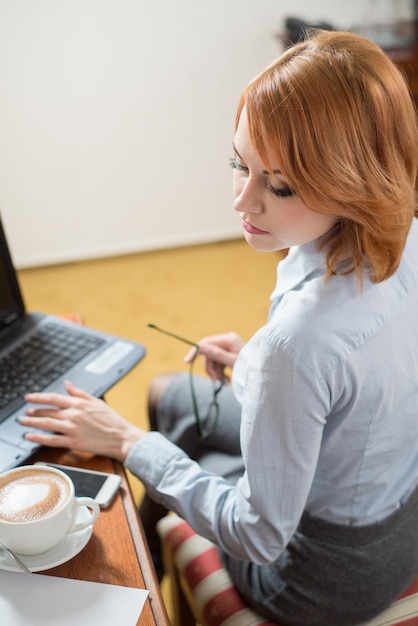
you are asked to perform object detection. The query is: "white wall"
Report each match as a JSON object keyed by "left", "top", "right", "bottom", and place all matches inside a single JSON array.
[{"left": 0, "top": 0, "right": 413, "bottom": 268}]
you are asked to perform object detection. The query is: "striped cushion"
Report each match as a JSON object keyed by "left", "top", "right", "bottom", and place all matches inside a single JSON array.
[{"left": 157, "top": 514, "right": 418, "bottom": 626}]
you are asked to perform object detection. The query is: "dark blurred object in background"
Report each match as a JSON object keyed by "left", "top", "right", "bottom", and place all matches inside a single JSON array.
[
  {"left": 284, "top": 17, "right": 334, "bottom": 46},
  {"left": 283, "top": 13, "right": 417, "bottom": 51}
]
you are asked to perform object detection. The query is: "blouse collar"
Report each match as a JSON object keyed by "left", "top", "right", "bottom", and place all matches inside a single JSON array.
[{"left": 270, "top": 239, "right": 327, "bottom": 303}]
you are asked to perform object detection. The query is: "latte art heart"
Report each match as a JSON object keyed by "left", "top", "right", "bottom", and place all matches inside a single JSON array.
[{"left": 0, "top": 474, "right": 68, "bottom": 523}]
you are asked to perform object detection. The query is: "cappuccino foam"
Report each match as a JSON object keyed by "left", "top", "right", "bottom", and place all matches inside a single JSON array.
[{"left": 0, "top": 471, "right": 69, "bottom": 523}]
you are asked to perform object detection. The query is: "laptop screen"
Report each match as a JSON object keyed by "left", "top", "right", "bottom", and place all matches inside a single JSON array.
[{"left": 0, "top": 217, "right": 26, "bottom": 333}]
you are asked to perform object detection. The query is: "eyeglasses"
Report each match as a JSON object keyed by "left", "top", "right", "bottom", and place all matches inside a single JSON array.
[{"left": 148, "top": 323, "right": 224, "bottom": 438}]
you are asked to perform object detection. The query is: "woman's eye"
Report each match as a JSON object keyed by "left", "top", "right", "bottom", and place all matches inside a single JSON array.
[
  {"left": 229, "top": 157, "right": 295, "bottom": 197},
  {"left": 267, "top": 182, "right": 295, "bottom": 198},
  {"left": 228, "top": 157, "right": 248, "bottom": 174}
]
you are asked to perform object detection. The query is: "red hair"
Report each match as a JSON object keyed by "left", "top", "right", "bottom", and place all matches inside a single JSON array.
[{"left": 237, "top": 30, "right": 418, "bottom": 284}]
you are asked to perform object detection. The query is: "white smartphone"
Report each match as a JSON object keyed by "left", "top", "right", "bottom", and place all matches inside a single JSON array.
[{"left": 35, "top": 462, "right": 121, "bottom": 508}]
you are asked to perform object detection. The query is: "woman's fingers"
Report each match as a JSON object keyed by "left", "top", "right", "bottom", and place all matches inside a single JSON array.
[
  {"left": 184, "top": 333, "right": 245, "bottom": 368},
  {"left": 64, "top": 380, "right": 95, "bottom": 400},
  {"left": 24, "top": 381, "right": 95, "bottom": 409}
]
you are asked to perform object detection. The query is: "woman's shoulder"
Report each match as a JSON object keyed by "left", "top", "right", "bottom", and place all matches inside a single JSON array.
[{"left": 264, "top": 273, "right": 405, "bottom": 373}]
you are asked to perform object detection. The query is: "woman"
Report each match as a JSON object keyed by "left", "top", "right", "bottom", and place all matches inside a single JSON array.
[{"left": 21, "top": 30, "right": 418, "bottom": 625}]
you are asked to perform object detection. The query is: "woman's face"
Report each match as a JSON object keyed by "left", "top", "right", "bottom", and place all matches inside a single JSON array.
[{"left": 231, "top": 109, "right": 337, "bottom": 252}]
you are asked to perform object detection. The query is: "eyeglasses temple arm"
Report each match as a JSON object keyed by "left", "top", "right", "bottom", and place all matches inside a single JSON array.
[{"left": 147, "top": 323, "right": 199, "bottom": 349}]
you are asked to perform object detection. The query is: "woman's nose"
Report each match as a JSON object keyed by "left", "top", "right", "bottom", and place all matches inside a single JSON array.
[{"left": 233, "top": 178, "right": 263, "bottom": 214}]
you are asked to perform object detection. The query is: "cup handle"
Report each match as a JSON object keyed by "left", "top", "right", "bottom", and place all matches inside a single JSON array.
[{"left": 67, "top": 497, "right": 100, "bottom": 534}]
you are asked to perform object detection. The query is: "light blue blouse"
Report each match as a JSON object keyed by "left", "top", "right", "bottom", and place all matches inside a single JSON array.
[{"left": 126, "top": 218, "right": 418, "bottom": 564}]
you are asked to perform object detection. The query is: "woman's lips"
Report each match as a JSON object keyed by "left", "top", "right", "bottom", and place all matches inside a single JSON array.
[{"left": 241, "top": 220, "right": 269, "bottom": 235}]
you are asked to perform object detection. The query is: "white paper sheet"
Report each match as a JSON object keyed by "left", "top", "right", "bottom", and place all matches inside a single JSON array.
[{"left": 0, "top": 571, "right": 149, "bottom": 626}]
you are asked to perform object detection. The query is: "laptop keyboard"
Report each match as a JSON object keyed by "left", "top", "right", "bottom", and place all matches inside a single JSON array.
[{"left": 0, "top": 322, "right": 105, "bottom": 422}]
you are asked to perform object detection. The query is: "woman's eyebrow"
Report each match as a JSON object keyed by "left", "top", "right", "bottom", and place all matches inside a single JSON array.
[
  {"left": 232, "top": 142, "right": 243, "bottom": 160},
  {"left": 232, "top": 142, "right": 282, "bottom": 176}
]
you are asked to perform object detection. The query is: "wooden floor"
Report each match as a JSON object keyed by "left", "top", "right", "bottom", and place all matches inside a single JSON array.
[{"left": 17, "top": 238, "right": 278, "bottom": 502}]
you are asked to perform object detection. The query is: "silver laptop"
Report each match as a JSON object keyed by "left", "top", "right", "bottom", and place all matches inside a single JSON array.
[{"left": 0, "top": 216, "right": 146, "bottom": 473}]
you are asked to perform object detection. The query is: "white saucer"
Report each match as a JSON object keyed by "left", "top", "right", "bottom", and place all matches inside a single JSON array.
[{"left": 0, "top": 505, "right": 94, "bottom": 573}]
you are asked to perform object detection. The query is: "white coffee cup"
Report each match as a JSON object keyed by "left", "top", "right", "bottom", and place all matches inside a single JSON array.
[{"left": 0, "top": 464, "right": 100, "bottom": 555}]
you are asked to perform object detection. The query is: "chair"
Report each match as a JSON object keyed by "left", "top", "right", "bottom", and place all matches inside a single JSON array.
[{"left": 157, "top": 514, "right": 418, "bottom": 626}]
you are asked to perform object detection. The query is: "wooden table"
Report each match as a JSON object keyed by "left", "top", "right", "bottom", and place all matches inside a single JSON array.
[{"left": 28, "top": 447, "right": 170, "bottom": 626}]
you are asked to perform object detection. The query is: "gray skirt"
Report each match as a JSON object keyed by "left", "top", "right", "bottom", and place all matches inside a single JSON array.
[{"left": 157, "top": 373, "right": 418, "bottom": 626}]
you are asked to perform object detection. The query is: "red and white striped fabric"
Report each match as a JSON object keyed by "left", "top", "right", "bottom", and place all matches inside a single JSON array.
[{"left": 157, "top": 514, "right": 418, "bottom": 626}]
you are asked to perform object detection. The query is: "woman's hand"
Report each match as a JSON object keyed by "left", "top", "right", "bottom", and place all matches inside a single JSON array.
[
  {"left": 20, "top": 380, "right": 145, "bottom": 462},
  {"left": 184, "top": 332, "right": 246, "bottom": 382}
]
